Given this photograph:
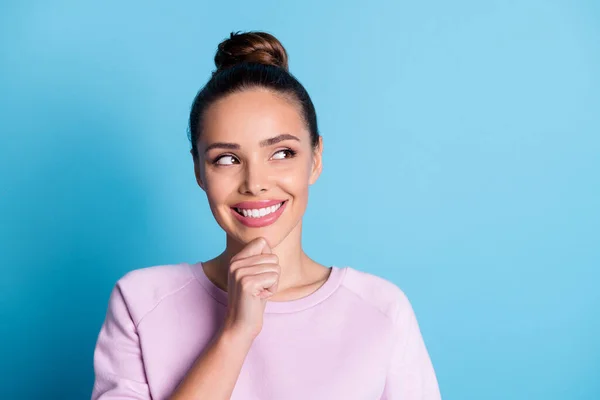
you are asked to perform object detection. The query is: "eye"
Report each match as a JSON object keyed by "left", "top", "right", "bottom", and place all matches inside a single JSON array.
[
  {"left": 271, "top": 149, "right": 297, "bottom": 160},
  {"left": 213, "top": 155, "right": 239, "bottom": 165}
]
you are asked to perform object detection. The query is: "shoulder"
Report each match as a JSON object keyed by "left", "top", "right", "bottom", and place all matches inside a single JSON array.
[
  {"left": 111, "top": 262, "right": 197, "bottom": 326},
  {"left": 341, "top": 266, "right": 413, "bottom": 324}
]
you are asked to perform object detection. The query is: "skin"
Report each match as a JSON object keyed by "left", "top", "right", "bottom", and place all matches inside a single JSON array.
[
  {"left": 170, "top": 87, "right": 330, "bottom": 399},
  {"left": 191, "top": 87, "right": 330, "bottom": 301}
]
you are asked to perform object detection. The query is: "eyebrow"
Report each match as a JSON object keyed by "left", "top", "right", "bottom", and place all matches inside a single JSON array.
[{"left": 203, "top": 133, "right": 300, "bottom": 154}]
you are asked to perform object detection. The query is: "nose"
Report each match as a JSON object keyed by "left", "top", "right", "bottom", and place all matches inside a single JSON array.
[{"left": 239, "top": 161, "right": 270, "bottom": 195}]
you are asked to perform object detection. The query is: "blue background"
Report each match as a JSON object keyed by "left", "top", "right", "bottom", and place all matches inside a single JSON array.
[{"left": 1, "top": 1, "right": 598, "bottom": 399}]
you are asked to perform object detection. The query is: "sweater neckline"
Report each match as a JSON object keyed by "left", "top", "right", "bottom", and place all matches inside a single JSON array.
[{"left": 190, "top": 261, "right": 347, "bottom": 314}]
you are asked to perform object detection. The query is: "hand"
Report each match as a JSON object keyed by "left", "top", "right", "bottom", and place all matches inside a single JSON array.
[{"left": 221, "top": 237, "right": 281, "bottom": 340}]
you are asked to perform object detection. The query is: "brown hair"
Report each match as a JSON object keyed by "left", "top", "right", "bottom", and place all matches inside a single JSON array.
[
  {"left": 214, "top": 31, "right": 289, "bottom": 72},
  {"left": 188, "top": 31, "right": 319, "bottom": 158}
]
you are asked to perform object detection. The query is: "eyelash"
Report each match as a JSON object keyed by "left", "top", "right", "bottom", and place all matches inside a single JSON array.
[{"left": 212, "top": 148, "right": 297, "bottom": 166}]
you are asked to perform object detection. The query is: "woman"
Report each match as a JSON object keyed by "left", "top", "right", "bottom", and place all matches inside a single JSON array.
[{"left": 91, "top": 31, "right": 441, "bottom": 400}]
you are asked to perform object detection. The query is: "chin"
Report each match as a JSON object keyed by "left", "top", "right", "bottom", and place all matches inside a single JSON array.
[
  {"left": 221, "top": 219, "right": 300, "bottom": 250},
  {"left": 231, "top": 228, "right": 286, "bottom": 249}
]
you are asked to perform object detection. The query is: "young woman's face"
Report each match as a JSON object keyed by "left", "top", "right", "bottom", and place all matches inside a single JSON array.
[{"left": 194, "top": 88, "right": 322, "bottom": 248}]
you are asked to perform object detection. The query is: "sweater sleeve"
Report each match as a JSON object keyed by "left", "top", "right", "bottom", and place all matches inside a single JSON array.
[
  {"left": 91, "top": 283, "right": 151, "bottom": 400},
  {"left": 381, "top": 291, "right": 441, "bottom": 400}
]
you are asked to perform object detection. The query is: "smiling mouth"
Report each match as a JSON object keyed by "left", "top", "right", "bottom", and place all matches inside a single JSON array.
[{"left": 233, "top": 201, "right": 286, "bottom": 218}]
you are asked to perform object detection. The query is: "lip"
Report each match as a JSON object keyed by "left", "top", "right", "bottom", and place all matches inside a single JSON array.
[
  {"left": 232, "top": 199, "right": 285, "bottom": 209},
  {"left": 230, "top": 200, "right": 288, "bottom": 228}
]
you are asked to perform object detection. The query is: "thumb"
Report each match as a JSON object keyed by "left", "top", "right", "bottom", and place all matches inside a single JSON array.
[
  {"left": 260, "top": 237, "right": 272, "bottom": 255},
  {"left": 231, "top": 237, "right": 271, "bottom": 261}
]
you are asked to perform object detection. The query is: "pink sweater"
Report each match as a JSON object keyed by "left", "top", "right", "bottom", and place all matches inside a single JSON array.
[{"left": 91, "top": 262, "right": 441, "bottom": 399}]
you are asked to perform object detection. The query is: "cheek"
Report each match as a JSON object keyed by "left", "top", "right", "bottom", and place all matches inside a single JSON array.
[
  {"left": 204, "top": 173, "right": 235, "bottom": 206},
  {"left": 277, "top": 163, "right": 311, "bottom": 199}
]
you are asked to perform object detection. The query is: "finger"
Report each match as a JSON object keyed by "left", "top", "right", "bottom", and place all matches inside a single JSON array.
[
  {"left": 233, "top": 263, "right": 280, "bottom": 281},
  {"left": 240, "top": 271, "right": 280, "bottom": 297},
  {"left": 260, "top": 238, "right": 272, "bottom": 255},
  {"left": 231, "top": 237, "right": 271, "bottom": 262},
  {"left": 265, "top": 277, "right": 279, "bottom": 297},
  {"left": 230, "top": 254, "right": 279, "bottom": 271},
  {"left": 259, "top": 271, "right": 280, "bottom": 298}
]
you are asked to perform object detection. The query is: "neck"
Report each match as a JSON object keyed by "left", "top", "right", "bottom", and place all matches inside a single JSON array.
[{"left": 216, "top": 221, "right": 314, "bottom": 294}]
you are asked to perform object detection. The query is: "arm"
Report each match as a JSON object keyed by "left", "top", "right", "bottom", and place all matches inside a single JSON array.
[
  {"left": 169, "top": 328, "right": 254, "bottom": 400},
  {"left": 92, "top": 283, "right": 255, "bottom": 400},
  {"left": 91, "top": 285, "right": 151, "bottom": 399},
  {"left": 171, "top": 238, "right": 276, "bottom": 399},
  {"left": 381, "top": 292, "right": 441, "bottom": 400}
]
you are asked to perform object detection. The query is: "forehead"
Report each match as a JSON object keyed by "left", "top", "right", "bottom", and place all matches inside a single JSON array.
[{"left": 201, "top": 88, "right": 309, "bottom": 145}]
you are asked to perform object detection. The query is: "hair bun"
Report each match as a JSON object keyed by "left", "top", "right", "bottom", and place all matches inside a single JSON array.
[{"left": 214, "top": 31, "right": 289, "bottom": 72}]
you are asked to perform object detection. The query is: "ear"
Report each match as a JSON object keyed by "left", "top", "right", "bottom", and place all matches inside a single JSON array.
[
  {"left": 309, "top": 136, "right": 323, "bottom": 185},
  {"left": 191, "top": 149, "right": 206, "bottom": 192}
]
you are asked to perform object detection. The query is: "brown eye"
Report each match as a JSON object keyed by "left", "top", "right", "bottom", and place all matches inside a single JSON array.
[
  {"left": 271, "top": 149, "right": 297, "bottom": 160},
  {"left": 214, "top": 155, "right": 239, "bottom": 165}
]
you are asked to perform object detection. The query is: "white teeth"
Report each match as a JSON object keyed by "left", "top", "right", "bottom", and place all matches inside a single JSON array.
[{"left": 236, "top": 202, "right": 283, "bottom": 218}]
